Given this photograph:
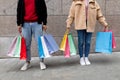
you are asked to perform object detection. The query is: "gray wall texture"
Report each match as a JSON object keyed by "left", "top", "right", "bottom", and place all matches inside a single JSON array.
[{"left": 0, "top": 0, "right": 120, "bottom": 57}]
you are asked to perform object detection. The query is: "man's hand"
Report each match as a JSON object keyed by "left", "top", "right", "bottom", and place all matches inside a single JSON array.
[
  {"left": 42, "top": 25, "right": 47, "bottom": 31},
  {"left": 18, "top": 26, "right": 22, "bottom": 33}
]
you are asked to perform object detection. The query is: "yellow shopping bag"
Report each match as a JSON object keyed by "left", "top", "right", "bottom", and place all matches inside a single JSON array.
[{"left": 59, "top": 30, "right": 69, "bottom": 51}]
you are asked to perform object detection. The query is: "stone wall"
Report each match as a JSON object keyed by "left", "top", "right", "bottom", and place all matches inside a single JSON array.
[{"left": 0, "top": 0, "right": 120, "bottom": 57}]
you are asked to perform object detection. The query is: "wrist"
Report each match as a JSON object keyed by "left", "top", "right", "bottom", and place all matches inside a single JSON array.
[{"left": 43, "top": 25, "right": 47, "bottom": 27}]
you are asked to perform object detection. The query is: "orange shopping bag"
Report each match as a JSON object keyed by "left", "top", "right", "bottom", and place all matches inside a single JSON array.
[{"left": 59, "top": 30, "right": 69, "bottom": 51}]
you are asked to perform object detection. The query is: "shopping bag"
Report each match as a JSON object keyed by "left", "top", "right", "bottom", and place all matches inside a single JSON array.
[
  {"left": 104, "top": 29, "right": 116, "bottom": 49},
  {"left": 112, "top": 32, "right": 116, "bottom": 49},
  {"left": 20, "top": 37, "right": 27, "bottom": 60},
  {"left": 59, "top": 31, "right": 68, "bottom": 51},
  {"left": 38, "top": 37, "right": 45, "bottom": 58},
  {"left": 13, "top": 36, "right": 21, "bottom": 57},
  {"left": 68, "top": 33, "right": 77, "bottom": 55},
  {"left": 44, "top": 33, "right": 59, "bottom": 54},
  {"left": 95, "top": 32, "right": 112, "bottom": 54},
  {"left": 41, "top": 36, "right": 51, "bottom": 58},
  {"left": 7, "top": 36, "right": 18, "bottom": 57},
  {"left": 38, "top": 36, "right": 51, "bottom": 58},
  {"left": 7, "top": 36, "right": 26, "bottom": 60},
  {"left": 64, "top": 36, "right": 70, "bottom": 58},
  {"left": 108, "top": 30, "right": 116, "bottom": 49}
]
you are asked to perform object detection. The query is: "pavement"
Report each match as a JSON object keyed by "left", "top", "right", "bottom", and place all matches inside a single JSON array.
[{"left": 0, "top": 52, "right": 120, "bottom": 80}]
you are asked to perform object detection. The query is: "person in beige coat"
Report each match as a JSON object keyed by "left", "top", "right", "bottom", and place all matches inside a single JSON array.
[{"left": 66, "top": 0, "right": 108, "bottom": 65}]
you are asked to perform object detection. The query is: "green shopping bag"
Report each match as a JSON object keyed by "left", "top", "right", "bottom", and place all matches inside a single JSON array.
[
  {"left": 13, "top": 36, "right": 21, "bottom": 57},
  {"left": 68, "top": 33, "right": 77, "bottom": 55}
]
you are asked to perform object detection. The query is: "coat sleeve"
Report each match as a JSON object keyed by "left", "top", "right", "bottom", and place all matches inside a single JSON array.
[
  {"left": 41, "top": 0, "right": 47, "bottom": 25},
  {"left": 96, "top": 1, "right": 108, "bottom": 27},
  {"left": 36, "top": 0, "right": 47, "bottom": 25},
  {"left": 17, "top": 0, "right": 21, "bottom": 26},
  {"left": 66, "top": 2, "right": 75, "bottom": 28}
]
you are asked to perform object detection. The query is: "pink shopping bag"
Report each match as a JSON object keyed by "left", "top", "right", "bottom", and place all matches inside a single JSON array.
[
  {"left": 109, "top": 30, "right": 116, "bottom": 49},
  {"left": 7, "top": 36, "right": 18, "bottom": 57},
  {"left": 64, "top": 36, "right": 70, "bottom": 58},
  {"left": 104, "top": 29, "right": 116, "bottom": 49}
]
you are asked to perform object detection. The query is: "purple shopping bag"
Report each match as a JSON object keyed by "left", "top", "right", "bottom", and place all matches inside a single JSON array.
[{"left": 44, "top": 34, "right": 59, "bottom": 54}]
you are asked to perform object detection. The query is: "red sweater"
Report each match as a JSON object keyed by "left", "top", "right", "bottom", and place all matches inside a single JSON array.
[{"left": 24, "top": 0, "right": 38, "bottom": 22}]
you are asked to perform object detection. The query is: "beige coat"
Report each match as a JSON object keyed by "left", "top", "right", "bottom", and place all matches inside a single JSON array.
[{"left": 66, "top": 0, "right": 108, "bottom": 32}]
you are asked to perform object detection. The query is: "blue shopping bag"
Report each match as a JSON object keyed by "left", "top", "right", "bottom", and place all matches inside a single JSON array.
[
  {"left": 95, "top": 32, "right": 112, "bottom": 54},
  {"left": 44, "top": 34, "right": 59, "bottom": 54},
  {"left": 38, "top": 37, "right": 45, "bottom": 58},
  {"left": 41, "top": 36, "right": 51, "bottom": 58}
]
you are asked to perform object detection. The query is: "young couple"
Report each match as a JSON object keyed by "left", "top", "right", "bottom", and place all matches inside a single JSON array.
[{"left": 17, "top": 0, "right": 108, "bottom": 71}]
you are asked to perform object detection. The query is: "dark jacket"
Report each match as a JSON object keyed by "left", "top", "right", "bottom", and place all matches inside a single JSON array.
[{"left": 17, "top": 0, "right": 47, "bottom": 26}]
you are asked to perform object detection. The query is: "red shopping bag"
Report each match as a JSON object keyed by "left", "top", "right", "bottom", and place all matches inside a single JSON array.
[
  {"left": 20, "top": 37, "right": 27, "bottom": 60},
  {"left": 64, "top": 36, "right": 70, "bottom": 58},
  {"left": 104, "top": 29, "right": 116, "bottom": 49},
  {"left": 109, "top": 30, "right": 116, "bottom": 49}
]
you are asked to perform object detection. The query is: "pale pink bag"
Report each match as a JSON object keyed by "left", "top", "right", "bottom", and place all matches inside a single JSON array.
[{"left": 7, "top": 36, "right": 18, "bottom": 57}]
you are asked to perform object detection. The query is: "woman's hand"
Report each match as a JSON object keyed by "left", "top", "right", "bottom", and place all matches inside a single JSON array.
[
  {"left": 104, "top": 25, "right": 109, "bottom": 31},
  {"left": 65, "top": 27, "right": 70, "bottom": 34}
]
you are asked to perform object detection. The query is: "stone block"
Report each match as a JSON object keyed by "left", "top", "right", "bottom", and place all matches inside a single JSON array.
[
  {"left": 0, "top": 0, "right": 17, "bottom": 15},
  {"left": 47, "top": 16, "right": 77, "bottom": 36},
  {"left": 45, "top": 0, "right": 62, "bottom": 15},
  {"left": 96, "top": 0, "right": 105, "bottom": 15},
  {"left": 106, "top": 16, "right": 120, "bottom": 37},
  {"left": 106, "top": 0, "right": 120, "bottom": 16},
  {"left": 62, "top": 0, "right": 72, "bottom": 15},
  {"left": 0, "top": 16, "right": 18, "bottom": 36}
]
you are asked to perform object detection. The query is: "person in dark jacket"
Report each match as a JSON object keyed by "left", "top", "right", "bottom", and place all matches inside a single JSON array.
[{"left": 17, "top": 0, "right": 47, "bottom": 70}]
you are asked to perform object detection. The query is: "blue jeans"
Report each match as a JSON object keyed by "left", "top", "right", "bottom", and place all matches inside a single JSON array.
[
  {"left": 77, "top": 30, "right": 92, "bottom": 58},
  {"left": 22, "top": 22, "right": 43, "bottom": 61}
]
